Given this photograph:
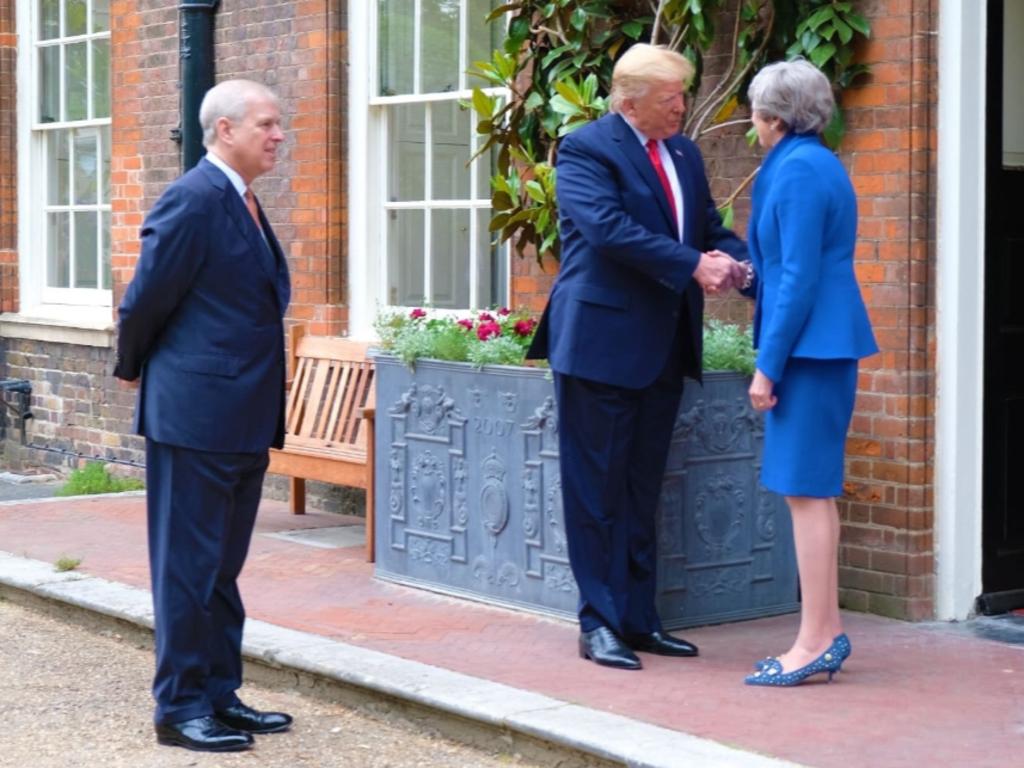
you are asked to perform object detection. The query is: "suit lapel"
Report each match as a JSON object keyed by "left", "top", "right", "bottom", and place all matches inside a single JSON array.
[
  {"left": 257, "top": 205, "right": 291, "bottom": 311},
  {"left": 665, "top": 137, "right": 698, "bottom": 245},
  {"left": 610, "top": 114, "right": 677, "bottom": 235}
]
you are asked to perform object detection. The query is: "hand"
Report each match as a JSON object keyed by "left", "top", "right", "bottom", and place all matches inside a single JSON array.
[
  {"left": 748, "top": 369, "right": 777, "bottom": 412},
  {"left": 694, "top": 250, "right": 739, "bottom": 295}
]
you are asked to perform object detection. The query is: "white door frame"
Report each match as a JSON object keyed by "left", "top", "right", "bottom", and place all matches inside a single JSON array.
[{"left": 934, "top": 0, "right": 987, "bottom": 620}]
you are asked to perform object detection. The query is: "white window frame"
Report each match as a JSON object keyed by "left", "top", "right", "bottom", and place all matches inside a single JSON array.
[
  {"left": 13, "top": 0, "right": 113, "bottom": 332},
  {"left": 348, "top": 1, "right": 508, "bottom": 339}
]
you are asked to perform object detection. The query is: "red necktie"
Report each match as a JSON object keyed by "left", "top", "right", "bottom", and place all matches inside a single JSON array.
[
  {"left": 244, "top": 188, "right": 262, "bottom": 230},
  {"left": 646, "top": 139, "right": 677, "bottom": 230}
]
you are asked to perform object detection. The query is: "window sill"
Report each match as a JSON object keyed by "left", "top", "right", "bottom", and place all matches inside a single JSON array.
[{"left": 0, "top": 310, "right": 115, "bottom": 348}]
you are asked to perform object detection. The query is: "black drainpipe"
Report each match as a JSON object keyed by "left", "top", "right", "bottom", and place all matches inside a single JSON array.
[{"left": 175, "top": 1, "right": 220, "bottom": 171}]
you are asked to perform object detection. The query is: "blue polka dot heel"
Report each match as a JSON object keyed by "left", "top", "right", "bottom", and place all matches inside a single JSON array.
[
  {"left": 752, "top": 633, "right": 852, "bottom": 672},
  {"left": 744, "top": 637, "right": 846, "bottom": 687}
]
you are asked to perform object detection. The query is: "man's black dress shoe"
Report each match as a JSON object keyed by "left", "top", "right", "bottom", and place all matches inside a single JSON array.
[
  {"left": 155, "top": 715, "right": 253, "bottom": 752},
  {"left": 625, "top": 630, "right": 699, "bottom": 657},
  {"left": 579, "top": 627, "right": 642, "bottom": 670},
  {"left": 214, "top": 701, "right": 293, "bottom": 734}
]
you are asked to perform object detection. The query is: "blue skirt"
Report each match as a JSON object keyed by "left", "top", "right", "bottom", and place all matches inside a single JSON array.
[{"left": 760, "top": 357, "right": 858, "bottom": 498}]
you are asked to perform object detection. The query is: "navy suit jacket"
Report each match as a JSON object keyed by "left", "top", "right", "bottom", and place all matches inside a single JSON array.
[
  {"left": 748, "top": 132, "right": 877, "bottom": 382},
  {"left": 114, "top": 157, "right": 291, "bottom": 453},
  {"left": 528, "top": 113, "right": 746, "bottom": 388}
]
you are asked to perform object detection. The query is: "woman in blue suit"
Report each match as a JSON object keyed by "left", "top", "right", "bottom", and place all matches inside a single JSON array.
[{"left": 741, "top": 60, "right": 878, "bottom": 687}]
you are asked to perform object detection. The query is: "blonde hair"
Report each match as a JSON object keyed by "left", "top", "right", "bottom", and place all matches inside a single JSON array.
[{"left": 609, "top": 44, "right": 695, "bottom": 113}]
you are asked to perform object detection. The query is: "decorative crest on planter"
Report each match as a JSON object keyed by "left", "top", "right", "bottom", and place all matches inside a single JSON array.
[
  {"left": 674, "top": 396, "right": 757, "bottom": 454},
  {"left": 480, "top": 449, "right": 510, "bottom": 543},
  {"left": 389, "top": 383, "right": 465, "bottom": 435},
  {"left": 694, "top": 472, "right": 746, "bottom": 558},
  {"left": 410, "top": 450, "right": 447, "bottom": 530},
  {"left": 521, "top": 395, "right": 558, "bottom": 435}
]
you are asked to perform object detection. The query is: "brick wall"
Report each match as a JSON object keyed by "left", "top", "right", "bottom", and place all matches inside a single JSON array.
[{"left": 0, "top": 1, "right": 17, "bottom": 315}]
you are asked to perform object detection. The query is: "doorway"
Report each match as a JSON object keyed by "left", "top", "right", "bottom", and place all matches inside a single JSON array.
[{"left": 981, "top": 0, "right": 1024, "bottom": 612}]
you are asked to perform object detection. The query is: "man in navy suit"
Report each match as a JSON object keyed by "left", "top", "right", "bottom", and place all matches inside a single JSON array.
[
  {"left": 115, "top": 80, "right": 292, "bottom": 751},
  {"left": 528, "top": 45, "right": 749, "bottom": 669}
]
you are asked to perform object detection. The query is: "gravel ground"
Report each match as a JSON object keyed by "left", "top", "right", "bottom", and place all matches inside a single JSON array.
[{"left": 0, "top": 597, "right": 541, "bottom": 768}]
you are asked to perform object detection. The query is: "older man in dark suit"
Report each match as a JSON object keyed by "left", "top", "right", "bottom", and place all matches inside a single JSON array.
[
  {"left": 115, "top": 79, "right": 292, "bottom": 751},
  {"left": 528, "top": 44, "right": 749, "bottom": 670}
]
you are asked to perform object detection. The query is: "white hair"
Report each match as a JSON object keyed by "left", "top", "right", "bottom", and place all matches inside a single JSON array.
[
  {"left": 747, "top": 58, "right": 835, "bottom": 134},
  {"left": 199, "top": 79, "right": 279, "bottom": 147}
]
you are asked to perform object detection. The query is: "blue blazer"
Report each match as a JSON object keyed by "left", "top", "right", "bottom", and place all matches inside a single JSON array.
[
  {"left": 528, "top": 113, "right": 746, "bottom": 388},
  {"left": 115, "top": 158, "right": 291, "bottom": 452},
  {"left": 748, "top": 132, "right": 877, "bottom": 382}
]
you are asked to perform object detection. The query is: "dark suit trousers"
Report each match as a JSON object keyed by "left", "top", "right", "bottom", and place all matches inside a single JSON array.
[
  {"left": 146, "top": 438, "right": 268, "bottom": 725},
  {"left": 554, "top": 354, "right": 684, "bottom": 636}
]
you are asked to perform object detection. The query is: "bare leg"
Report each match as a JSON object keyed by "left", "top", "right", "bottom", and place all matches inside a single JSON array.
[{"left": 775, "top": 495, "right": 843, "bottom": 673}]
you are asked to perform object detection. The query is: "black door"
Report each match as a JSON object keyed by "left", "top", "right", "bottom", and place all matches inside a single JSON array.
[{"left": 981, "top": 0, "right": 1024, "bottom": 610}]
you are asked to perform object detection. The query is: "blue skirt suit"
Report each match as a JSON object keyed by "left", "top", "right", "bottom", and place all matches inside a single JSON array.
[{"left": 746, "top": 133, "right": 878, "bottom": 498}]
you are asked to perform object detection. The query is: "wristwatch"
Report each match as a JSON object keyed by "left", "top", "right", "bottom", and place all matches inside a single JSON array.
[{"left": 741, "top": 261, "right": 755, "bottom": 291}]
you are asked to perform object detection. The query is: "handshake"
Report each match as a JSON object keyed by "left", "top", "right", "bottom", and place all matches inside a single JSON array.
[{"left": 694, "top": 250, "right": 752, "bottom": 295}]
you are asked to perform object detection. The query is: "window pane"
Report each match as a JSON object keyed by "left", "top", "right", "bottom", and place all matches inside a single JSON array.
[
  {"left": 101, "top": 211, "right": 111, "bottom": 290},
  {"left": 39, "top": 46, "right": 61, "bottom": 123},
  {"left": 431, "top": 209, "right": 470, "bottom": 308},
  {"left": 65, "top": 42, "right": 88, "bottom": 121},
  {"left": 431, "top": 101, "right": 471, "bottom": 200},
  {"left": 47, "top": 130, "right": 70, "bottom": 205},
  {"left": 47, "top": 212, "right": 70, "bottom": 288},
  {"left": 477, "top": 208, "right": 506, "bottom": 308},
  {"left": 378, "top": 0, "right": 414, "bottom": 96},
  {"left": 65, "top": 0, "right": 87, "bottom": 36},
  {"left": 74, "top": 211, "right": 98, "bottom": 288},
  {"left": 387, "top": 104, "right": 425, "bottom": 202},
  {"left": 93, "top": 0, "right": 110, "bottom": 33},
  {"left": 92, "top": 39, "right": 110, "bottom": 118},
  {"left": 101, "top": 125, "right": 111, "bottom": 204},
  {"left": 40, "top": 0, "right": 60, "bottom": 40},
  {"left": 468, "top": 0, "right": 501, "bottom": 69},
  {"left": 475, "top": 140, "right": 496, "bottom": 201},
  {"left": 387, "top": 210, "right": 425, "bottom": 306},
  {"left": 422, "top": 0, "right": 460, "bottom": 93},
  {"left": 73, "top": 130, "right": 98, "bottom": 204}
]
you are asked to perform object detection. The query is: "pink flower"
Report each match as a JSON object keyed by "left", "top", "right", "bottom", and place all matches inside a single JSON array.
[
  {"left": 477, "top": 312, "right": 495, "bottom": 323},
  {"left": 476, "top": 321, "right": 501, "bottom": 341},
  {"left": 457, "top": 318, "right": 474, "bottom": 330},
  {"left": 497, "top": 307, "right": 512, "bottom": 316},
  {"left": 513, "top": 318, "right": 537, "bottom": 337},
  {"left": 410, "top": 308, "right": 427, "bottom": 320}
]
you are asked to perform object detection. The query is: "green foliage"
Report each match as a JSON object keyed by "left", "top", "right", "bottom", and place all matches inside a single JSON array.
[
  {"left": 468, "top": 0, "right": 872, "bottom": 263},
  {"left": 54, "top": 555, "right": 82, "bottom": 572},
  {"left": 703, "top": 320, "right": 756, "bottom": 375},
  {"left": 56, "top": 462, "right": 144, "bottom": 497},
  {"left": 374, "top": 307, "right": 540, "bottom": 369}
]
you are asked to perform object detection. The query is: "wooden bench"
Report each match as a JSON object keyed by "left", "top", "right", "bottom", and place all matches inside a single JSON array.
[{"left": 268, "top": 324, "right": 377, "bottom": 562}]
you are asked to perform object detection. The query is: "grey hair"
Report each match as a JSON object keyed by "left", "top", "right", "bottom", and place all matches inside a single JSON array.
[
  {"left": 199, "top": 79, "right": 279, "bottom": 147},
  {"left": 609, "top": 44, "right": 694, "bottom": 113},
  {"left": 747, "top": 58, "right": 835, "bottom": 134}
]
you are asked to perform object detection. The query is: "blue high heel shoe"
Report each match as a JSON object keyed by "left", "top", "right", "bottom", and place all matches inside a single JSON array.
[
  {"left": 752, "top": 632, "right": 852, "bottom": 672},
  {"left": 744, "top": 637, "right": 846, "bottom": 687}
]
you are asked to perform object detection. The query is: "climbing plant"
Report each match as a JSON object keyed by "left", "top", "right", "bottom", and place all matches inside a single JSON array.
[{"left": 468, "top": 0, "right": 871, "bottom": 264}]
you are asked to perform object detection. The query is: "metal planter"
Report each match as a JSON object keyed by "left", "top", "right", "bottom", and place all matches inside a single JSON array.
[{"left": 373, "top": 354, "right": 798, "bottom": 628}]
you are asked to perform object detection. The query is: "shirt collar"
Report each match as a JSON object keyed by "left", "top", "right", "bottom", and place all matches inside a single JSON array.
[
  {"left": 205, "top": 150, "right": 248, "bottom": 198},
  {"left": 621, "top": 114, "right": 652, "bottom": 147}
]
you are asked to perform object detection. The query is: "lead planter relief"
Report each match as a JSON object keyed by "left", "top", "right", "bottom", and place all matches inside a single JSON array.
[{"left": 373, "top": 354, "right": 798, "bottom": 628}]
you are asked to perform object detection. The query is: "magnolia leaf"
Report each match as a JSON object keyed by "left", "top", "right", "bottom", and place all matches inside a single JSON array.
[
  {"left": 845, "top": 12, "right": 871, "bottom": 37},
  {"left": 712, "top": 95, "right": 739, "bottom": 124},
  {"left": 745, "top": 123, "right": 758, "bottom": 147},
  {"left": 810, "top": 42, "right": 837, "bottom": 68},
  {"left": 834, "top": 18, "right": 854, "bottom": 44},
  {"left": 525, "top": 180, "right": 547, "bottom": 203},
  {"left": 549, "top": 94, "right": 581, "bottom": 116},
  {"left": 718, "top": 203, "right": 734, "bottom": 230},
  {"left": 805, "top": 5, "right": 837, "bottom": 32}
]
